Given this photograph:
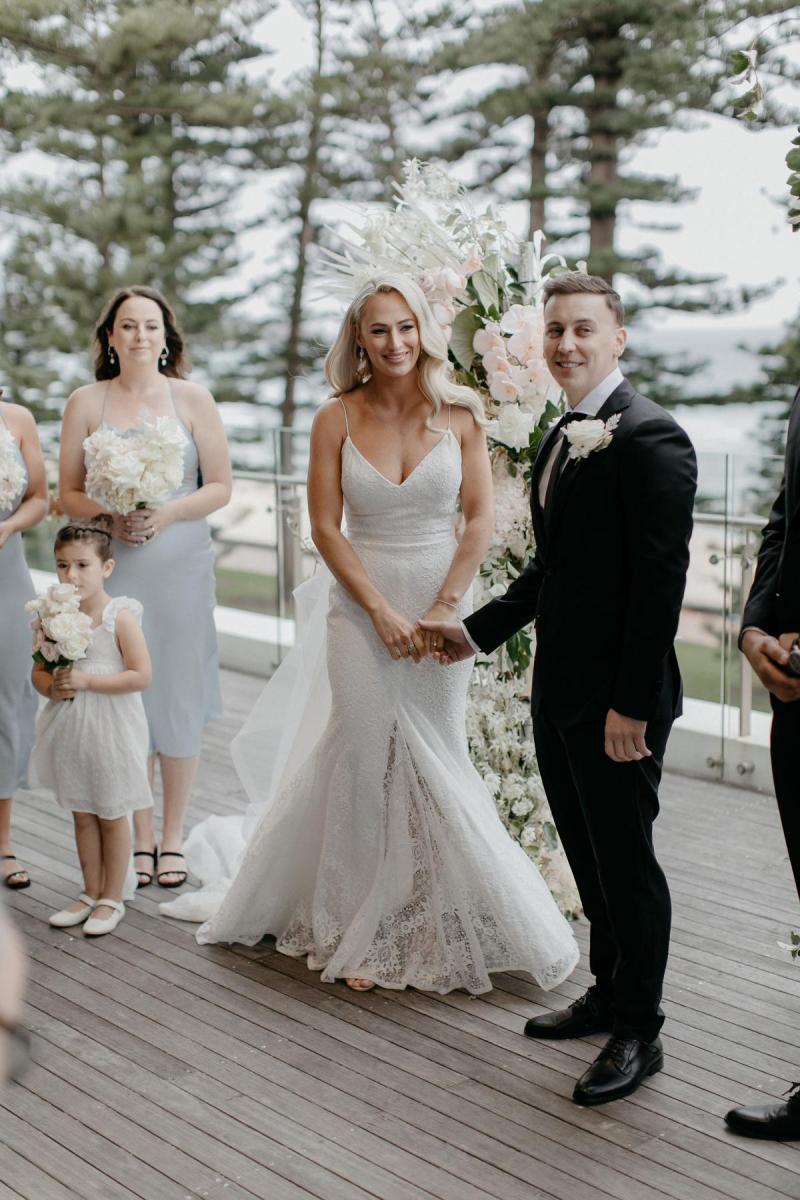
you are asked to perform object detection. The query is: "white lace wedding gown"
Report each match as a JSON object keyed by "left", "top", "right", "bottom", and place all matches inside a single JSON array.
[{"left": 164, "top": 417, "right": 578, "bottom": 994}]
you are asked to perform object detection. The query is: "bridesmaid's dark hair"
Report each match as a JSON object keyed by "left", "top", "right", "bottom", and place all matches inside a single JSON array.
[
  {"left": 55, "top": 515, "right": 114, "bottom": 563},
  {"left": 93, "top": 285, "right": 190, "bottom": 381}
]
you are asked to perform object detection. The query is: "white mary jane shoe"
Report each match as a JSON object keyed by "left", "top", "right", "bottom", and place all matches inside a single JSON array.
[
  {"left": 49, "top": 893, "right": 96, "bottom": 928},
  {"left": 83, "top": 899, "right": 125, "bottom": 937}
]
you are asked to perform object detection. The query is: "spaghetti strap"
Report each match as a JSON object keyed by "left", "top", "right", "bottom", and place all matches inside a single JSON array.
[
  {"left": 166, "top": 379, "right": 179, "bottom": 417},
  {"left": 447, "top": 403, "right": 452, "bottom": 430},
  {"left": 0, "top": 405, "right": 8, "bottom": 431},
  {"left": 99, "top": 381, "right": 112, "bottom": 424},
  {"left": 338, "top": 396, "right": 350, "bottom": 437}
]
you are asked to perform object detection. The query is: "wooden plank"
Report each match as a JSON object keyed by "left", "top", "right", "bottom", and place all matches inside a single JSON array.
[{"left": 5, "top": 667, "right": 800, "bottom": 1200}]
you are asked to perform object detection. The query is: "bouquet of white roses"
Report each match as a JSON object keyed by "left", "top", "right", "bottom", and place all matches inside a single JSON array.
[
  {"left": 26, "top": 583, "right": 93, "bottom": 673},
  {"left": 83, "top": 415, "right": 186, "bottom": 515},
  {"left": 0, "top": 426, "right": 25, "bottom": 512}
]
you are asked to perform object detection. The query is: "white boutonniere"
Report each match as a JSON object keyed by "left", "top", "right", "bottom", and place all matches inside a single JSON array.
[{"left": 562, "top": 413, "right": 621, "bottom": 461}]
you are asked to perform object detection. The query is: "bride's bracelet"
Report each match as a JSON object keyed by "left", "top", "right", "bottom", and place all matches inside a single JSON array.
[{"left": 435, "top": 596, "right": 458, "bottom": 609}]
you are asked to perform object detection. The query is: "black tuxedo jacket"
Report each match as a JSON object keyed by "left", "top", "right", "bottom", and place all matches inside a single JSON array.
[
  {"left": 465, "top": 379, "right": 698, "bottom": 725},
  {"left": 742, "top": 386, "right": 800, "bottom": 637}
]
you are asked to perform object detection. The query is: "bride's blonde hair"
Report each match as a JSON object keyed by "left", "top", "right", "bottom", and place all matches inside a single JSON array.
[{"left": 324, "top": 274, "right": 485, "bottom": 427}]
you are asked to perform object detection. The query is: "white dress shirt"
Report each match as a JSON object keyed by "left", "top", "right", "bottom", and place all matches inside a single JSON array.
[{"left": 462, "top": 366, "right": 625, "bottom": 655}]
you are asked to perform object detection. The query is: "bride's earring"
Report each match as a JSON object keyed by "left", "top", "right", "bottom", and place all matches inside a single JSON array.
[
  {"left": 356, "top": 346, "right": 370, "bottom": 382},
  {"left": 159, "top": 347, "right": 169, "bottom": 367},
  {"left": 107, "top": 345, "right": 116, "bottom": 366}
]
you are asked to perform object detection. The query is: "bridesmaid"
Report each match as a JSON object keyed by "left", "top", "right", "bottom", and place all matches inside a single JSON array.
[
  {"left": 59, "top": 287, "right": 232, "bottom": 888},
  {"left": 0, "top": 395, "right": 48, "bottom": 889}
]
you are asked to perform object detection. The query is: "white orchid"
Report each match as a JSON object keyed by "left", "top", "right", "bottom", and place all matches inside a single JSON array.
[
  {"left": 483, "top": 349, "right": 510, "bottom": 375},
  {"left": 499, "top": 304, "right": 538, "bottom": 334},
  {"left": 488, "top": 375, "right": 520, "bottom": 406}
]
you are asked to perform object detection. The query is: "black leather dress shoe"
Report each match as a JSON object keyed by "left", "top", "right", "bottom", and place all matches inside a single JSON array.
[
  {"left": 726, "top": 1087, "right": 800, "bottom": 1139},
  {"left": 524, "top": 991, "right": 613, "bottom": 1040},
  {"left": 573, "top": 1035, "right": 663, "bottom": 1106}
]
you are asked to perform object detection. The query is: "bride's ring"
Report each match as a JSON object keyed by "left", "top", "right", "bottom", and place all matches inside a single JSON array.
[{"left": 406, "top": 643, "right": 415, "bottom": 655}]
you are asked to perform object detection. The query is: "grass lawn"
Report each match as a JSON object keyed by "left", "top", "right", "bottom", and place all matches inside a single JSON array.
[
  {"left": 215, "top": 567, "right": 278, "bottom": 615},
  {"left": 677, "top": 639, "right": 771, "bottom": 714}
]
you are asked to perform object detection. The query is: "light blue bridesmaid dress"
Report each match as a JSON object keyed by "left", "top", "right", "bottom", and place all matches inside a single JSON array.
[
  {"left": 0, "top": 414, "right": 37, "bottom": 795},
  {"left": 97, "top": 387, "right": 223, "bottom": 757}
]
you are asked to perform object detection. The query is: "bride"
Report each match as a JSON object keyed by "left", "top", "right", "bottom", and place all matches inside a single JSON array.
[{"left": 167, "top": 273, "right": 578, "bottom": 994}]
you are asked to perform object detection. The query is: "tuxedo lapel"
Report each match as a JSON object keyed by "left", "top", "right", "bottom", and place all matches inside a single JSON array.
[
  {"left": 530, "top": 419, "right": 564, "bottom": 546},
  {"left": 546, "top": 380, "right": 635, "bottom": 540}
]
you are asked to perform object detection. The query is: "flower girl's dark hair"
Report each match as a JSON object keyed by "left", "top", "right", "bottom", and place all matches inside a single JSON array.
[{"left": 54, "top": 515, "right": 114, "bottom": 563}]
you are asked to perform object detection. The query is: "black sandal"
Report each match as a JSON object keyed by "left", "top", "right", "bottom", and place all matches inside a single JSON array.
[
  {"left": 1, "top": 856, "right": 30, "bottom": 890},
  {"left": 156, "top": 851, "right": 188, "bottom": 889},
  {"left": 133, "top": 848, "right": 157, "bottom": 888}
]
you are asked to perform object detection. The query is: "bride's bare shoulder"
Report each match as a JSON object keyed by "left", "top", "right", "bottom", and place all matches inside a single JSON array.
[{"left": 313, "top": 395, "right": 352, "bottom": 436}]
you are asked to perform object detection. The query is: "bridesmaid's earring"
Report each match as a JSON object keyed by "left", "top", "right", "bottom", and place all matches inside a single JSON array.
[
  {"left": 159, "top": 347, "right": 169, "bottom": 367},
  {"left": 356, "top": 346, "right": 369, "bottom": 382}
]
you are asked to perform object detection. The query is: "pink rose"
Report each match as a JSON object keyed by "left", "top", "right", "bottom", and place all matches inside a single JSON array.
[{"left": 39, "top": 640, "right": 60, "bottom": 663}]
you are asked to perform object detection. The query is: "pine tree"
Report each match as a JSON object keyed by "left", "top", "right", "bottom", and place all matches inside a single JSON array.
[
  {"left": 0, "top": 0, "right": 274, "bottom": 406},
  {"left": 234, "top": 0, "right": 427, "bottom": 461},
  {"left": 419, "top": 0, "right": 774, "bottom": 403}
]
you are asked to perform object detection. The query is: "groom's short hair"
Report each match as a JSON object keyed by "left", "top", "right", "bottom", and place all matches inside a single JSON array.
[{"left": 543, "top": 273, "right": 624, "bottom": 326}]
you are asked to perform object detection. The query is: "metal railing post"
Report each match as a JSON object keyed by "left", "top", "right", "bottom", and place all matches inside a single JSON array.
[{"left": 738, "top": 529, "right": 757, "bottom": 739}]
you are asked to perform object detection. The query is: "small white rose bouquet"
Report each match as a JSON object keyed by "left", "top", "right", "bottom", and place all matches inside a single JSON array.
[
  {"left": 26, "top": 583, "right": 93, "bottom": 678},
  {"left": 83, "top": 415, "right": 186, "bottom": 515},
  {"left": 0, "top": 426, "right": 25, "bottom": 512}
]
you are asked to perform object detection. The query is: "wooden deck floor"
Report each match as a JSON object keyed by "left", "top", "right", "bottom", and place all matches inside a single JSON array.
[{"left": 3, "top": 667, "right": 800, "bottom": 1200}]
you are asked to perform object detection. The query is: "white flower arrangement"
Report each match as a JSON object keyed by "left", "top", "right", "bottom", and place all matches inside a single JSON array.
[
  {"left": 83, "top": 415, "right": 187, "bottom": 515},
  {"left": 0, "top": 427, "right": 25, "bottom": 513},
  {"left": 323, "top": 159, "right": 583, "bottom": 916},
  {"left": 26, "top": 583, "right": 93, "bottom": 669},
  {"left": 465, "top": 665, "right": 580, "bottom": 917},
  {"left": 563, "top": 413, "right": 621, "bottom": 461}
]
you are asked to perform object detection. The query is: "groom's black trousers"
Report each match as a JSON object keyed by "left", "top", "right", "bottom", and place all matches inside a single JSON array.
[
  {"left": 533, "top": 708, "right": 673, "bottom": 1043},
  {"left": 771, "top": 697, "right": 800, "bottom": 899}
]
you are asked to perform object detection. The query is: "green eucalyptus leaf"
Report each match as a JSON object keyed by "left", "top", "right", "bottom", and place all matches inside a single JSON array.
[
  {"left": 732, "top": 87, "right": 758, "bottom": 112},
  {"left": 729, "top": 50, "right": 751, "bottom": 75},
  {"left": 449, "top": 306, "right": 482, "bottom": 371},
  {"left": 471, "top": 269, "right": 500, "bottom": 312},
  {"left": 786, "top": 148, "right": 800, "bottom": 171}
]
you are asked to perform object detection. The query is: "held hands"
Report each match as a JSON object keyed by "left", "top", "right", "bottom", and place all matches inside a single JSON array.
[
  {"left": 417, "top": 618, "right": 476, "bottom": 665},
  {"left": 370, "top": 603, "right": 427, "bottom": 663},
  {"left": 114, "top": 505, "right": 174, "bottom": 547},
  {"left": 742, "top": 629, "right": 800, "bottom": 704},
  {"left": 604, "top": 709, "right": 651, "bottom": 763},
  {"left": 51, "top": 666, "right": 88, "bottom": 701}
]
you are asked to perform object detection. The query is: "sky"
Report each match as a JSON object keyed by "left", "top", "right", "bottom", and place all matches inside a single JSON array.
[
  {"left": 254, "top": 0, "right": 799, "bottom": 338},
  {"left": 2, "top": 0, "right": 797, "bottom": 383}
]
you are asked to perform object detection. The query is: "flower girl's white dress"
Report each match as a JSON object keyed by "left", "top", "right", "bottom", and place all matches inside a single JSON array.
[
  {"left": 165, "top": 415, "right": 578, "bottom": 994},
  {"left": 33, "top": 597, "right": 153, "bottom": 819}
]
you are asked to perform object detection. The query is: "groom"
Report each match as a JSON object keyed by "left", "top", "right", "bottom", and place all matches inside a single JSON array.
[{"left": 424, "top": 273, "right": 697, "bottom": 1105}]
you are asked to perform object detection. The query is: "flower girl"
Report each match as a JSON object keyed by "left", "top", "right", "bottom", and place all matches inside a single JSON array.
[{"left": 32, "top": 517, "right": 153, "bottom": 936}]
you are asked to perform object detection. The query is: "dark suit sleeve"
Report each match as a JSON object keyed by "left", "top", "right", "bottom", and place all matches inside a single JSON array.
[
  {"left": 463, "top": 550, "right": 545, "bottom": 654},
  {"left": 612, "top": 418, "right": 697, "bottom": 720},
  {"left": 740, "top": 479, "right": 786, "bottom": 639}
]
